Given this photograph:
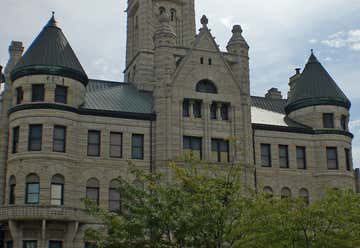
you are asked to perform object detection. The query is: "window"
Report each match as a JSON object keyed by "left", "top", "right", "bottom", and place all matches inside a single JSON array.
[
  {"left": 345, "top": 148, "right": 352, "bottom": 171},
  {"left": 261, "top": 144, "right": 271, "bottom": 167},
  {"left": 132, "top": 134, "right": 144, "bottom": 160},
  {"left": 12, "top": 126, "right": 19, "bottom": 154},
  {"left": 208, "top": 58, "right": 212, "bottom": 65},
  {"left": 87, "top": 131, "right": 101, "bottom": 157},
  {"left": 200, "top": 57, "right": 204, "bottom": 64},
  {"left": 211, "top": 139, "right": 229, "bottom": 162},
  {"left": 220, "top": 104, "right": 229, "bottom": 120},
  {"left": 9, "top": 176, "right": 16, "bottom": 205},
  {"left": 31, "top": 84, "right": 44, "bottom": 102},
  {"left": 25, "top": 174, "right": 39, "bottom": 204},
  {"left": 16, "top": 87, "right": 23, "bottom": 104},
  {"left": 170, "top": 9, "right": 176, "bottom": 21},
  {"left": 28, "top": 124, "right": 42, "bottom": 151},
  {"left": 6, "top": 241, "right": 13, "bottom": 248},
  {"left": 210, "top": 103, "right": 217, "bottom": 120},
  {"left": 84, "top": 243, "right": 96, "bottom": 248},
  {"left": 323, "top": 113, "right": 334, "bottom": 128},
  {"left": 53, "top": 126, "right": 66, "bottom": 153},
  {"left": 279, "top": 145, "right": 289, "bottom": 168},
  {"left": 196, "top": 79, "right": 217, "bottom": 94},
  {"left": 183, "top": 100, "right": 190, "bottom": 117},
  {"left": 86, "top": 178, "right": 100, "bottom": 205},
  {"left": 299, "top": 188, "right": 310, "bottom": 205},
  {"left": 159, "top": 7, "right": 165, "bottom": 15},
  {"left": 51, "top": 174, "right": 64, "bottom": 206},
  {"left": 281, "top": 187, "right": 291, "bottom": 199},
  {"left": 193, "top": 101, "right": 202, "bottom": 118},
  {"left": 263, "top": 186, "right": 273, "bottom": 198},
  {"left": 110, "top": 132, "right": 122, "bottom": 158},
  {"left": 183, "top": 136, "right": 202, "bottom": 159},
  {"left": 327, "top": 147, "right": 338, "bottom": 170},
  {"left": 49, "top": 241, "right": 62, "bottom": 248},
  {"left": 109, "top": 180, "right": 121, "bottom": 212},
  {"left": 55, "top": 85, "right": 68, "bottom": 104},
  {"left": 296, "top": 146, "right": 306, "bottom": 169},
  {"left": 341, "top": 115, "right": 347, "bottom": 130},
  {"left": 23, "top": 241, "right": 37, "bottom": 248}
]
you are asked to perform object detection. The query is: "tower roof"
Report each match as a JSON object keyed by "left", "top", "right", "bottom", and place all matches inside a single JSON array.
[
  {"left": 285, "top": 52, "right": 350, "bottom": 114},
  {"left": 11, "top": 13, "right": 88, "bottom": 85}
]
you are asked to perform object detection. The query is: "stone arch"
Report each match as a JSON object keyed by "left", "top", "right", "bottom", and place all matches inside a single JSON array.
[
  {"left": 281, "top": 187, "right": 292, "bottom": 199},
  {"left": 196, "top": 79, "right": 218, "bottom": 94}
]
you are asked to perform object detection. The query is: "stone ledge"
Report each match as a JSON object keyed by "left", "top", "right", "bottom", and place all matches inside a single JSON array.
[{"left": 0, "top": 205, "right": 100, "bottom": 223}]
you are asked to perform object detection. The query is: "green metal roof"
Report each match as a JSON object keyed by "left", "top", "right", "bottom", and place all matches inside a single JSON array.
[
  {"left": 11, "top": 14, "right": 88, "bottom": 84},
  {"left": 285, "top": 53, "right": 350, "bottom": 114},
  {"left": 82, "top": 79, "right": 154, "bottom": 114}
]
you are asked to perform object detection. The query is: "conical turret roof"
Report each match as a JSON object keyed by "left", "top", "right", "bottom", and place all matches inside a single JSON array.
[
  {"left": 285, "top": 52, "right": 350, "bottom": 114},
  {"left": 11, "top": 13, "right": 88, "bottom": 84}
]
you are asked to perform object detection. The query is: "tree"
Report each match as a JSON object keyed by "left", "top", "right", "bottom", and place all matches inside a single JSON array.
[{"left": 84, "top": 161, "right": 360, "bottom": 248}]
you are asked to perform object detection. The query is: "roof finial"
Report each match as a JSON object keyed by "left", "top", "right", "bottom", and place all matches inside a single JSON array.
[
  {"left": 201, "top": 15, "right": 208, "bottom": 27},
  {"left": 52, "top": 11, "right": 55, "bottom": 17},
  {"left": 311, "top": 49, "right": 314, "bottom": 54}
]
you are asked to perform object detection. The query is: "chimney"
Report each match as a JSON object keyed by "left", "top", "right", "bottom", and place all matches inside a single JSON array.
[
  {"left": 5, "top": 41, "right": 24, "bottom": 76},
  {"left": 265, "top": 88, "right": 282, "bottom": 100},
  {"left": 288, "top": 68, "right": 301, "bottom": 98}
]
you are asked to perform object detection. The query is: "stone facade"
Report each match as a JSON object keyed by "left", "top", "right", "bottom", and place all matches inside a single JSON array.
[{"left": 0, "top": 0, "right": 357, "bottom": 247}]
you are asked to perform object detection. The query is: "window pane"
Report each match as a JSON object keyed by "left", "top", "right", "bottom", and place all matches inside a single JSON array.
[
  {"left": 53, "top": 126, "right": 66, "bottom": 152},
  {"left": 296, "top": 147, "right": 306, "bottom": 169},
  {"left": 210, "top": 103, "right": 217, "bottom": 120},
  {"left": 109, "top": 188, "right": 120, "bottom": 212},
  {"left": 261, "top": 144, "right": 271, "bottom": 167},
  {"left": 327, "top": 147, "right": 338, "bottom": 170},
  {"left": 221, "top": 105, "right": 229, "bottom": 120},
  {"left": 110, "top": 133, "right": 122, "bottom": 158},
  {"left": 183, "top": 100, "right": 190, "bottom": 117},
  {"left": 29, "top": 125, "right": 42, "bottom": 151},
  {"left": 12, "top": 127, "right": 19, "bottom": 154},
  {"left": 51, "top": 184, "right": 63, "bottom": 206},
  {"left": 16, "top": 87, "right": 23, "bottom": 104},
  {"left": 279, "top": 145, "right": 289, "bottom": 168},
  {"left": 341, "top": 115, "right": 347, "bottom": 130},
  {"left": 345, "top": 148, "right": 351, "bottom": 171},
  {"left": 32, "top": 84, "right": 44, "bottom": 102},
  {"left": 323, "top": 113, "right": 334, "bottom": 128},
  {"left": 23, "top": 241, "right": 37, "bottom": 248},
  {"left": 86, "top": 187, "right": 99, "bottom": 205},
  {"left": 26, "top": 183, "right": 39, "bottom": 204},
  {"left": 132, "top": 134, "right": 144, "bottom": 159},
  {"left": 88, "top": 131, "right": 100, "bottom": 156},
  {"left": 193, "top": 101, "right": 202, "bottom": 118},
  {"left": 55, "top": 85, "right": 67, "bottom": 104},
  {"left": 49, "top": 241, "right": 62, "bottom": 248},
  {"left": 183, "top": 136, "right": 191, "bottom": 149}
]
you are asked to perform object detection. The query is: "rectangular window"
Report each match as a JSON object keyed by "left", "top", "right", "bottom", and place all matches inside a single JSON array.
[
  {"left": 210, "top": 103, "right": 217, "bottom": 120},
  {"left": 341, "top": 115, "right": 347, "bottom": 130},
  {"left": 23, "top": 241, "right": 37, "bottom": 248},
  {"left": 132, "top": 134, "right": 144, "bottom": 160},
  {"left": 87, "top": 131, "right": 101, "bottom": 157},
  {"left": 84, "top": 243, "right": 96, "bottom": 248},
  {"left": 16, "top": 87, "right": 23, "bottom": 104},
  {"left": 323, "top": 113, "right": 334, "bottom": 128},
  {"left": 110, "top": 132, "right": 122, "bottom": 158},
  {"left": 55, "top": 85, "right": 68, "bottom": 104},
  {"left": 211, "top": 139, "right": 229, "bottom": 162},
  {"left": 48, "top": 241, "right": 62, "bottom": 248},
  {"left": 296, "top": 146, "right": 307, "bottom": 169},
  {"left": 183, "top": 99, "right": 190, "bottom": 117},
  {"left": 261, "top": 144, "right": 271, "bottom": 167},
  {"left": 279, "top": 145, "right": 289, "bottom": 168},
  {"left": 28, "top": 124, "right": 42, "bottom": 151},
  {"left": 31, "top": 84, "right": 45, "bottom": 102},
  {"left": 345, "top": 148, "right": 352, "bottom": 171},
  {"left": 51, "top": 184, "right": 64, "bottom": 206},
  {"left": 12, "top": 126, "right": 19, "bottom": 154},
  {"left": 193, "top": 101, "right": 202, "bottom": 118},
  {"left": 183, "top": 136, "right": 202, "bottom": 160},
  {"left": 109, "top": 188, "right": 121, "bottom": 212},
  {"left": 53, "top": 126, "right": 66, "bottom": 153},
  {"left": 327, "top": 147, "right": 338, "bottom": 170},
  {"left": 221, "top": 104, "right": 229, "bottom": 120},
  {"left": 26, "top": 183, "right": 39, "bottom": 204},
  {"left": 9, "top": 183, "right": 15, "bottom": 205}
]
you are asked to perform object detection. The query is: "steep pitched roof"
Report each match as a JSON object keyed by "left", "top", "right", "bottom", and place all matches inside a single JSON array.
[
  {"left": 11, "top": 14, "right": 88, "bottom": 84},
  {"left": 285, "top": 53, "right": 350, "bottom": 113}
]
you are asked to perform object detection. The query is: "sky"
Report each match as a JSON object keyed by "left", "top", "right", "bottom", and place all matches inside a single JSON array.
[{"left": 1, "top": 0, "right": 360, "bottom": 167}]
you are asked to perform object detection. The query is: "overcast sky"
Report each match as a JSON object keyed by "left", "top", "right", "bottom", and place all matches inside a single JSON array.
[{"left": 1, "top": 0, "right": 360, "bottom": 167}]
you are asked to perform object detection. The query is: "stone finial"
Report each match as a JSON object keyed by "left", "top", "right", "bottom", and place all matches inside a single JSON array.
[
  {"left": 47, "top": 11, "right": 58, "bottom": 27},
  {"left": 265, "top": 88, "right": 283, "bottom": 100},
  {"left": 201, "top": 15, "right": 208, "bottom": 27},
  {"left": 226, "top": 24, "right": 249, "bottom": 52},
  {"left": 232, "top": 25, "right": 243, "bottom": 34},
  {"left": 159, "top": 10, "right": 170, "bottom": 23}
]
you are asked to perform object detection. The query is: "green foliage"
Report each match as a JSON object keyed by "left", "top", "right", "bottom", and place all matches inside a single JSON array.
[{"left": 84, "top": 162, "right": 360, "bottom": 248}]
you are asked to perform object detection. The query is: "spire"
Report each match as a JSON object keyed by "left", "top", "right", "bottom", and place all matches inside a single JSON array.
[{"left": 226, "top": 24, "right": 249, "bottom": 53}]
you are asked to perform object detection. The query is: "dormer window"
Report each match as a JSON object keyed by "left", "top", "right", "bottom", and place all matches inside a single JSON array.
[
  {"left": 196, "top": 79, "right": 217, "bottom": 94},
  {"left": 323, "top": 113, "right": 334, "bottom": 128}
]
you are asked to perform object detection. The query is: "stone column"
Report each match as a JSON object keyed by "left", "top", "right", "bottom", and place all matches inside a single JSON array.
[
  {"left": 189, "top": 100, "right": 194, "bottom": 118},
  {"left": 217, "top": 103, "right": 222, "bottom": 121}
]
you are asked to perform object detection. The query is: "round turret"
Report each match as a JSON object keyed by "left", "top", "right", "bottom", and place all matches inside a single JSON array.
[{"left": 226, "top": 25, "right": 249, "bottom": 55}]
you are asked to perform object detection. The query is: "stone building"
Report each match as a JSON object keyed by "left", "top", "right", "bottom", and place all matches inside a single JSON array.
[{"left": 0, "top": 0, "right": 357, "bottom": 247}]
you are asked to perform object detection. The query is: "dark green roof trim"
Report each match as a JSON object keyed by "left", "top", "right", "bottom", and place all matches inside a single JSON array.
[
  {"left": 285, "top": 97, "right": 351, "bottom": 114},
  {"left": 11, "top": 65, "right": 88, "bottom": 85},
  {"left": 252, "top": 123, "right": 353, "bottom": 138},
  {"left": 8, "top": 103, "right": 156, "bottom": 121}
]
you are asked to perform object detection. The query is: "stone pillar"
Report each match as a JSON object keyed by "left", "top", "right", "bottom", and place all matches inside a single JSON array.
[
  {"left": 189, "top": 100, "right": 194, "bottom": 118},
  {"left": 216, "top": 103, "right": 222, "bottom": 121}
]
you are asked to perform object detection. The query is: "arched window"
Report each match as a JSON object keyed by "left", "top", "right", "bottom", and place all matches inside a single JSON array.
[
  {"left": 109, "top": 180, "right": 121, "bottom": 212},
  {"left": 263, "top": 186, "right": 273, "bottom": 198},
  {"left": 159, "top": 7, "right": 166, "bottom": 15},
  {"left": 281, "top": 187, "right": 291, "bottom": 199},
  {"left": 196, "top": 79, "right": 218, "bottom": 94},
  {"left": 9, "top": 175, "right": 16, "bottom": 205},
  {"left": 299, "top": 188, "right": 310, "bottom": 205},
  {"left": 86, "top": 178, "right": 100, "bottom": 205},
  {"left": 51, "top": 174, "right": 64, "bottom": 206},
  {"left": 170, "top": 9, "right": 176, "bottom": 21},
  {"left": 26, "top": 174, "right": 40, "bottom": 204}
]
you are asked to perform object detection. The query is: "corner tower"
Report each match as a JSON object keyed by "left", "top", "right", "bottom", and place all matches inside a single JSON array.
[{"left": 125, "top": 0, "right": 195, "bottom": 86}]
